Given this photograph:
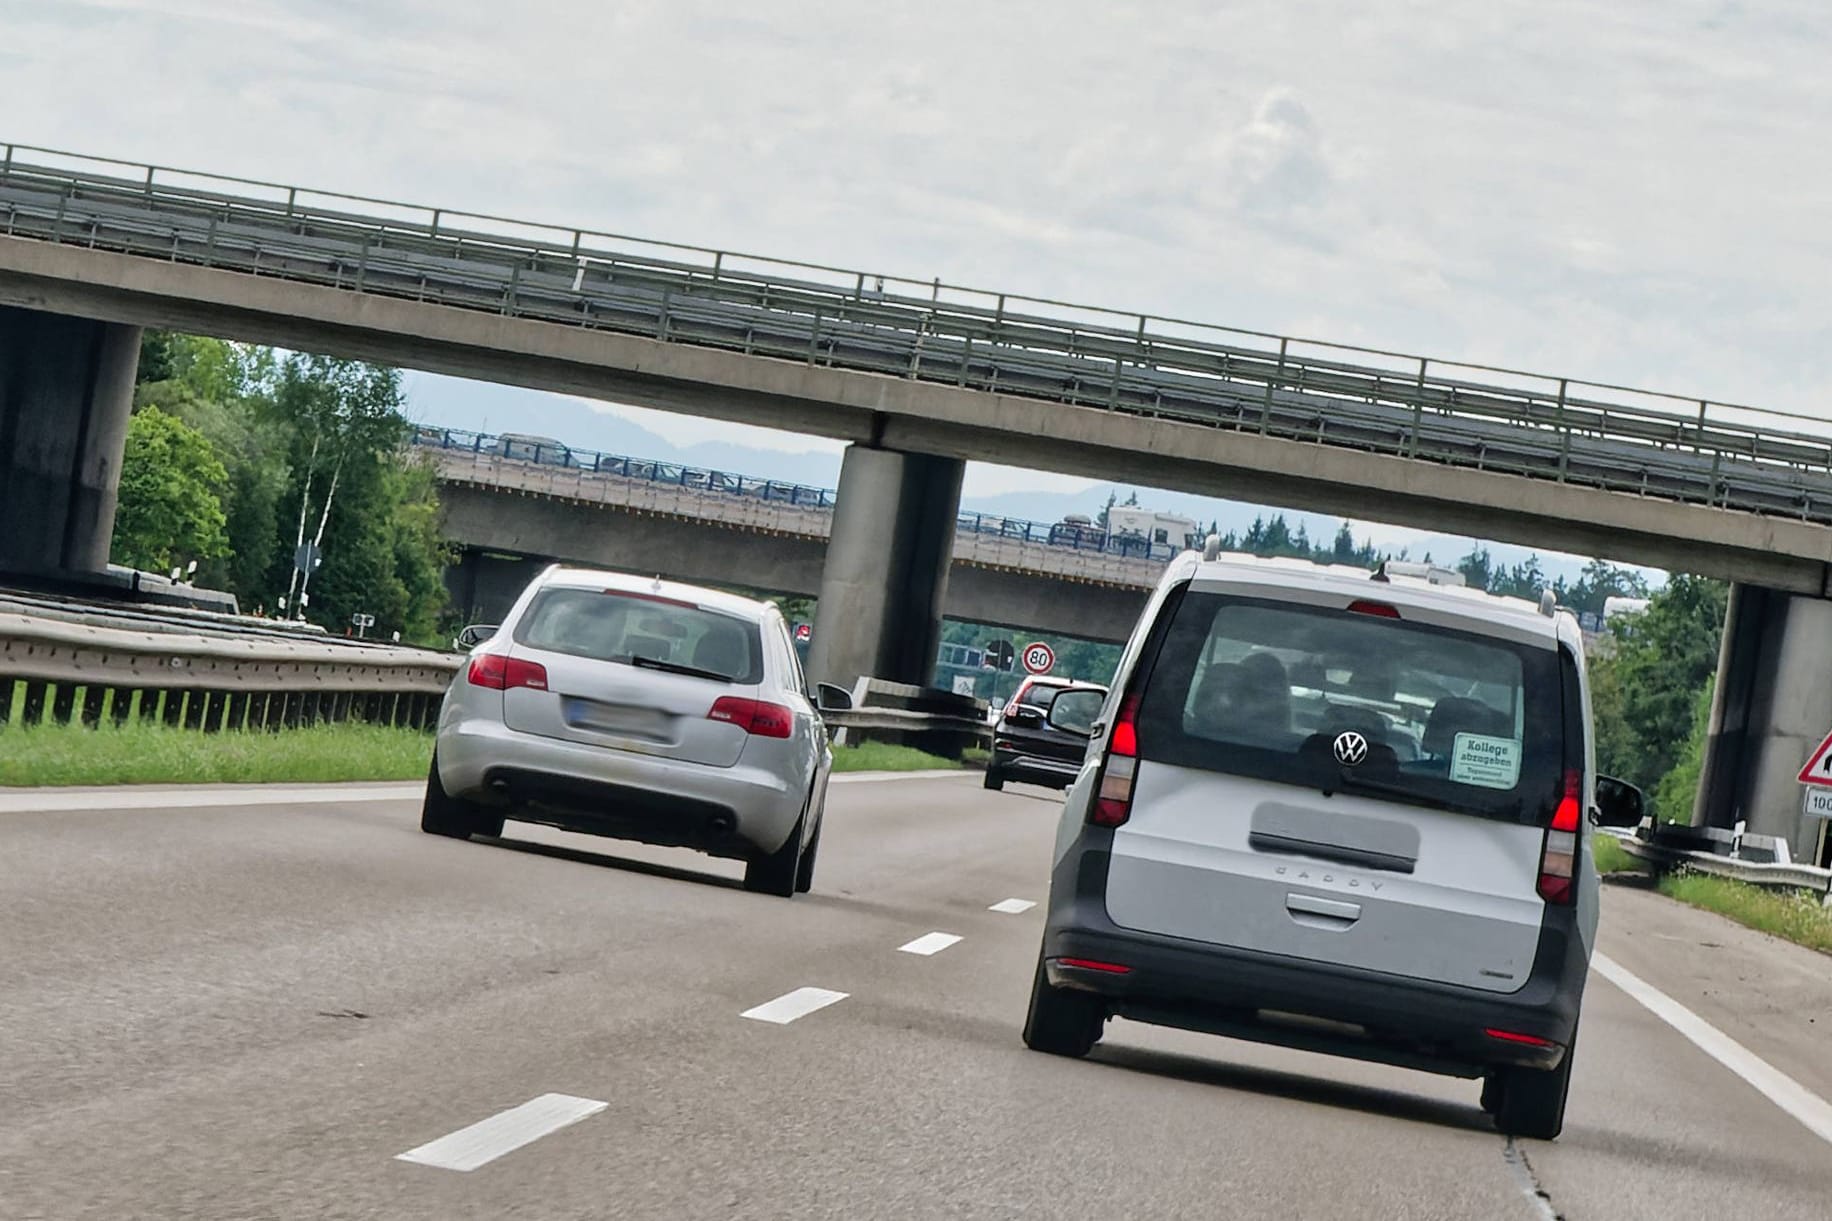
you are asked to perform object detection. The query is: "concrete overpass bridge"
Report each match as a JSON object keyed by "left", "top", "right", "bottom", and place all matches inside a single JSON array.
[
  {"left": 422, "top": 433, "right": 1156, "bottom": 642},
  {"left": 3, "top": 141, "right": 1831, "bottom": 861}
]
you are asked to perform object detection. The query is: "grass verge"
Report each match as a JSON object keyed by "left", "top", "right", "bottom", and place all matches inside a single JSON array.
[
  {"left": 0, "top": 721, "right": 433, "bottom": 788},
  {"left": 829, "top": 741, "right": 962, "bottom": 773},
  {"left": 1591, "top": 833, "right": 1646, "bottom": 876},
  {"left": 1656, "top": 872, "right": 1832, "bottom": 955}
]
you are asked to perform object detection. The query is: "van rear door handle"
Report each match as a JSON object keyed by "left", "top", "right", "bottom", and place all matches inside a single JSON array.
[{"left": 1285, "top": 894, "right": 1362, "bottom": 923}]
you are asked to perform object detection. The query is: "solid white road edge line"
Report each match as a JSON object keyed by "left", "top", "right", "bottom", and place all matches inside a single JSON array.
[
  {"left": 740, "top": 987, "right": 849, "bottom": 1024},
  {"left": 989, "top": 899, "right": 1037, "bottom": 914},
  {"left": 1592, "top": 951, "right": 1832, "bottom": 1146},
  {"left": 395, "top": 1094, "right": 609, "bottom": 1173},
  {"left": 0, "top": 768, "right": 963, "bottom": 814},
  {"left": 898, "top": 932, "right": 964, "bottom": 956},
  {"left": 0, "top": 783, "right": 424, "bottom": 814}
]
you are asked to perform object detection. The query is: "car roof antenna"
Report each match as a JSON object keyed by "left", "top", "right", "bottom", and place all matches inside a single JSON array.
[{"left": 1370, "top": 560, "right": 1390, "bottom": 583}]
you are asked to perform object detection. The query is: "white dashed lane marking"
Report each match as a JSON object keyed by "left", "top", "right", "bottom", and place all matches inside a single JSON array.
[
  {"left": 898, "top": 932, "right": 963, "bottom": 956},
  {"left": 988, "top": 899, "right": 1036, "bottom": 914},
  {"left": 395, "top": 1094, "right": 609, "bottom": 1172},
  {"left": 740, "top": 987, "right": 850, "bottom": 1024}
]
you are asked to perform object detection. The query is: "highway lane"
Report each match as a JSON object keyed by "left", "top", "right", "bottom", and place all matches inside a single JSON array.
[{"left": 1, "top": 776, "right": 1828, "bottom": 1219}]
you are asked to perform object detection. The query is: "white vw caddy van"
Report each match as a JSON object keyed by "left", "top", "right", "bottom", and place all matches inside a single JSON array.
[{"left": 1025, "top": 547, "right": 1645, "bottom": 1141}]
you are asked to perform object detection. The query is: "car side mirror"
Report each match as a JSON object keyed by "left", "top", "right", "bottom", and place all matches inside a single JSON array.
[
  {"left": 816, "top": 683, "right": 854, "bottom": 713},
  {"left": 454, "top": 624, "right": 498, "bottom": 650},
  {"left": 1594, "top": 776, "right": 1646, "bottom": 828}
]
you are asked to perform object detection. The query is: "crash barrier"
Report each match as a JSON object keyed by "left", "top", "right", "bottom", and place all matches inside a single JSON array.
[
  {"left": 1610, "top": 823, "right": 1832, "bottom": 902},
  {"left": 826, "top": 678, "right": 991, "bottom": 760},
  {"left": 0, "top": 612, "right": 460, "bottom": 734}
]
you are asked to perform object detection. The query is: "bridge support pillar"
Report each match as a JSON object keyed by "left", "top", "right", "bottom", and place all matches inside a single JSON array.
[
  {"left": 808, "top": 445, "right": 964, "bottom": 692},
  {"left": 0, "top": 306, "right": 142, "bottom": 576},
  {"left": 1694, "top": 583, "right": 1832, "bottom": 865}
]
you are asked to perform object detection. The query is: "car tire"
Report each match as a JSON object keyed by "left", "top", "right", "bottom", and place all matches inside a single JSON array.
[
  {"left": 794, "top": 807, "right": 823, "bottom": 894},
  {"left": 421, "top": 755, "right": 481, "bottom": 839},
  {"left": 1493, "top": 1034, "right": 1576, "bottom": 1141},
  {"left": 1479, "top": 1072, "right": 1504, "bottom": 1115},
  {"left": 744, "top": 813, "right": 803, "bottom": 898},
  {"left": 1022, "top": 953, "right": 1104, "bottom": 1058},
  {"left": 983, "top": 769, "right": 1006, "bottom": 792}
]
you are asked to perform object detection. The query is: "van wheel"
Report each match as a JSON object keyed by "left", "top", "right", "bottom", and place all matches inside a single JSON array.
[
  {"left": 745, "top": 813, "right": 803, "bottom": 898},
  {"left": 1480, "top": 1072, "right": 1504, "bottom": 1115},
  {"left": 1022, "top": 954, "right": 1104, "bottom": 1058},
  {"left": 1493, "top": 1036, "right": 1576, "bottom": 1141},
  {"left": 983, "top": 770, "right": 1005, "bottom": 792},
  {"left": 421, "top": 755, "right": 481, "bottom": 839}
]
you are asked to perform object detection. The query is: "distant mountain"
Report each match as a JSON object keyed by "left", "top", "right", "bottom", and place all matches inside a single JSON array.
[{"left": 405, "top": 372, "right": 1657, "bottom": 588}]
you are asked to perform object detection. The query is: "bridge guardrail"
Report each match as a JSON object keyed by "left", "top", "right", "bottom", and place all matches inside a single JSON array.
[
  {"left": 7, "top": 142, "right": 1832, "bottom": 526},
  {"left": 0, "top": 613, "right": 459, "bottom": 735}
]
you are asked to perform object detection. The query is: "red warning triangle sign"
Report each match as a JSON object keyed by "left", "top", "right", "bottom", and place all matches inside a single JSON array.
[{"left": 1798, "top": 732, "right": 1832, "bottom": 786}]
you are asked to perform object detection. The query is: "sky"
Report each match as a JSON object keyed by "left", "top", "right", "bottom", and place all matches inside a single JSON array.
[{"left": 5, "top": 0, "right": 1829, "bottom": 561}]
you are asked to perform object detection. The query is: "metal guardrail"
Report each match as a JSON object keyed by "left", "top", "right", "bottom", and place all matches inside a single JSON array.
[
  {"left": 0, "top": 613, "right": 459, "bottom": 734},
  {"left": 7, "top": 142, "right": 1832, "bottom": 524},
  {"left": 1607, "top": 825, "right": 1832, "bottom": 899}
]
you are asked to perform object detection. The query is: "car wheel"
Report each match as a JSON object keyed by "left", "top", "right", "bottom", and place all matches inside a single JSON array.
[
  {"left": 794, "top": 812, "right": 823, "bottom": 894},
  {"left": 983, "top": 769, "right": 1006, "bottom": 792},
  {"left": 744, "top": 812, "right": 803, "bottom": 898},
  {"left": 1021, "top": 952, "right": 1104, "bottom": 1058},
  {"left": 420, "top": 754, "right": 480, "bottom": 839},
  {"left": 1493, "top": 1034, "right": 1576, "bottom": 1141}
]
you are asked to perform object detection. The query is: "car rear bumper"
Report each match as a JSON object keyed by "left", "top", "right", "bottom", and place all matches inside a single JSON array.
[
  {"left": 1044, "top": 841, "right": 1587, "bottom": 1078},
  {"left": 990, "top": 750, "right": 1082, "bottom": 788},
  {"left": 437, "top": 713, "right": 805, "bottom": 856}
]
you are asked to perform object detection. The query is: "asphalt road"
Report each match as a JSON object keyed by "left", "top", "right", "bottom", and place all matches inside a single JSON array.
[{"left": 2, "top": 775, "right": 1828, "bottom": 1219}]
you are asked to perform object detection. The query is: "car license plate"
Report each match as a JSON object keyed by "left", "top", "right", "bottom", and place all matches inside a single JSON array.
[{"left": 563, "top": 698, "right": 669, "bottom": 739}]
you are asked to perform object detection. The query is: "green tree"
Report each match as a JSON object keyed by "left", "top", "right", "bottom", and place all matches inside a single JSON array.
[
  {"left": 1331, "top": 522, "right": 1357, "bottom": 562},
  {"left": 111, "top": 406, "right": 230, "bottom": 574},
  {"left": 1589, "top": 575, "right": 1727, "bottom": 791},
  {"left": 1457, "top": 546, "right": 1493, "bottom": 591},
  {"left": 1652, "top": 678, "right": 1715, "bottom": 824}
]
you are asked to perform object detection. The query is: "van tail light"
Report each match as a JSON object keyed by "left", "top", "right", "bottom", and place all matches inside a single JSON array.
[
  {"left": 1485, "top": 1028, "right": 1555, "bottom": 1049},
  {"left": 708, "top": 696, "right": 794, "bottom": 739},
  {"left": 1347, "top": 600, "right": 1401, "bottom": 619},
  {"left": 1537, "top": 770, "right": 1583, "bottom": 905},
  {"left": 1092, "top": 694, "right": 1142, "bottom": 827},
  {"left": 467, "top": 654, "right": 549, "bottom": 692}
]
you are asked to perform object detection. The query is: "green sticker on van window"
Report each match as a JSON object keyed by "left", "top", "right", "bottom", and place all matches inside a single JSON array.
[{"left": 1450, "top": 734, "right": 1522, "bottom": 790}]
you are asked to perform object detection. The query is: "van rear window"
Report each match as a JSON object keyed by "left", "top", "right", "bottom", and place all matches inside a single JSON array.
[{"left": 1135, "top": 593, "right": 1565, "bottom": 825}]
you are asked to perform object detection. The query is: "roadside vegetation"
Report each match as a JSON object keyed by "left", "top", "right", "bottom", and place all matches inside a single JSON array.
[
  {"left": 1590, "top": 833, "right": 1644, "bottom": 876},
  {"left": 1658, "top": 873, "right": 1832, "bottom": 956},
  {"left": 829, "top": 742, "right": 962, "bottom": 773},
  {"left": 0, "top": 721, "right": 432, "bottom": 788},
  {"left": 116, "top": 333, "right": 451, "bottom": 644}
]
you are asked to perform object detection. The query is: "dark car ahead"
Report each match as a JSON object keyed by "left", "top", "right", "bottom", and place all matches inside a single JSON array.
[{"left": 985, "top": 677, "right": 1109, "bottom": 792}]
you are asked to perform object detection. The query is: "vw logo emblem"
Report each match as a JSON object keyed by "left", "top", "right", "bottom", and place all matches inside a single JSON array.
[{"left": 1333, "top": 731, "right": 1370, "bottom": 767}]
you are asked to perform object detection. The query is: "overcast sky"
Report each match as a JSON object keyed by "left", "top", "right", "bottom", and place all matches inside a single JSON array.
[{"left": 5, "top": 0, "right": 1829, "bottom": 505}]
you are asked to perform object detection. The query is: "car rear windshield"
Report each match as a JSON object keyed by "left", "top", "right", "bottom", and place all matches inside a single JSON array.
[
  {"left": 1135, "top": 592, "right": 1566, "bottom": 825},
  {"left": 513, "top": 588, "right": 763, "bottom": 684}
]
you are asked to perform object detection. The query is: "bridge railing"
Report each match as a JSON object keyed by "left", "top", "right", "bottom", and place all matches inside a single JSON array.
[
  {"left": 413, "top": 429, "right": 1192, "bottom": 563},
  {"left": 9, "top": 141, "right": 1832, "bottom": 523}
]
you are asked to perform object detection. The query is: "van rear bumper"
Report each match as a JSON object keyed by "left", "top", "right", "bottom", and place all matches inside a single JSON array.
[{"left": 1045, "top": 847, "right": 1587, "bottom": 1078}]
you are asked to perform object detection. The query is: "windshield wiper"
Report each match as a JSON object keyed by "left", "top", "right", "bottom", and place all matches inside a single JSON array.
[
  {"left": 1321, "top": 770, "right": 1524, "bottom": 820},
  {"left": 627, "top": 655, "right": 731, "bottom": 682}
]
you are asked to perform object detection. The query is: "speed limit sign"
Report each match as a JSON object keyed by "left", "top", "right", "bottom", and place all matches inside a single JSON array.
[{"left": 1021, "top": 641, "right": 1056, "bottom": 675}]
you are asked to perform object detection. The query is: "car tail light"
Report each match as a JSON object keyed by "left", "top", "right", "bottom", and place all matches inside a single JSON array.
[
  {"left": 1347, "top": 600, "right": 1401, "bottom": 619},
  {"left": 708, "top": 696, "right": 793, "bottom": 739},
  {"left": 1537, "top": 770, "right": 1582, "bottom": 905},
  {"left": 1091, "top": 693, "right": 1141, "bottom": 827},
  {"left": 1485, "top": 1027, "right": 1555, "bottom": 1048},
  {"left": 466, "top": 654, "right": 549, "bottom": 691}
]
